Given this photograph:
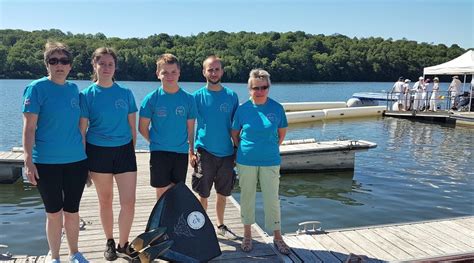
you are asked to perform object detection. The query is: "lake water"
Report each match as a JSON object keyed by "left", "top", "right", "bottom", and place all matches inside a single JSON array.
[{"left": 0, "top": 79, "right": 472, "bottom": 256}]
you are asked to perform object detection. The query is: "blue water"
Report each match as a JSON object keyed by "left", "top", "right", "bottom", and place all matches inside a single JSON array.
[{"left": 0, "top": 79, "right": 472, "bottom": 256}]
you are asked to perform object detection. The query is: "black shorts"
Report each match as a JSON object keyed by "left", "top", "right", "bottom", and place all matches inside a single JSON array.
[
  {"left": 86, "top": 140, "right": 137, "bottom": 174},
  {"left": 150, "top": 151, "right": 188, "bottom": 188},
  {"left": 192, "top": 148, "right": 236, "bottom": 198},
  {"left": 35, "top": 159, "right": 88, "bottom": 213}
]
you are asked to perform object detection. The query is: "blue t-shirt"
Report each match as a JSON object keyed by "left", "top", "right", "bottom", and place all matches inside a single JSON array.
[
  {"left": 193, "top": 86, "right": 239, "bottom": 157},
  {"left": 22, "top": 77, "right": 87, "bottom": 164},
  {"left": 80, "top": 83, "right": 138, "bottom": 147},
  {"left": 139, "top": 87, "right": 197, "bottom": 153},
  {"left": 232, "top": 98, "right": 288, "bottom": 166}
]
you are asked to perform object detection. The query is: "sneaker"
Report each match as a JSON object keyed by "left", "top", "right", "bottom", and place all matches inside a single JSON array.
[
  {"left": 69, "top": 252, "right": 89, "bottom": 263},
  {"left": 217, "top": 224, "right": 237, "bottom": 240},
  {"left": 104, "top": 239, "right": 118, "bottom": 261},
  {"left": 117, "top": 242, "right": 139, "bottom": 260}
]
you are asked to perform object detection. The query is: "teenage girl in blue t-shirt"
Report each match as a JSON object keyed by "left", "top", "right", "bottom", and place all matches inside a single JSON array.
[
  {"left": 79, "top": 47, "right": 138, "bottom": 261},
  {"left": 22, "top": 42, "right": 89, "bottom": 263}
]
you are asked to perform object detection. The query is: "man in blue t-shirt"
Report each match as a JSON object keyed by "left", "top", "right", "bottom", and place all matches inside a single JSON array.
[
  {"left": 139, "top": 54, "right": 197, "bottom": 200},
  {"left": 192, "top": 56, "right": 239, "bottom": 240}
]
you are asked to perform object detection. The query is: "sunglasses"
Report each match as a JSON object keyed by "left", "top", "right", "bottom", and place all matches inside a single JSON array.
[
  {"left": 250, "top": 85, "right": 269, "bottom": 91},
  {"left": 48, "top": 57, "right": 71, "bottom": 65}
]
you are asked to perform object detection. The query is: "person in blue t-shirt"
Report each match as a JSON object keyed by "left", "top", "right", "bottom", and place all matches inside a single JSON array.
[
  {"left": 231, "top": 69, "right": 290, "bottom": 255},
  {"left": 139, "top": 54, "right": 197, "bottom": 200},
  {"left": 79, "top": 47, "right": 138, "bottom": 261},
  {"left": 22, "top": 42, "right": 89, "bottom": 263},
  {"left": 191, "top": 56, "right": 239, "bottom": 240}
]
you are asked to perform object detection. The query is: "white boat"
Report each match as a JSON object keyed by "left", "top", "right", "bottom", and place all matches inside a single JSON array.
[
  {"left": 286, "top": 106, "right": 385, "bottom": 124},
  {"left": 282, "top": 102, "right": 346, "bottom": 111},
  {"left": 280, "top": 139, "right": 377, "bottom": 173}
]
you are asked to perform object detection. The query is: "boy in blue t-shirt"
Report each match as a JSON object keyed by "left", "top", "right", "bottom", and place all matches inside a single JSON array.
[{"left": 139, "top": 54, "right": 197, "bottom": 200}]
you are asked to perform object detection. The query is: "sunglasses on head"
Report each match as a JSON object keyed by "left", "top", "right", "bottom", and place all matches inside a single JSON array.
[
  {"left": 250, "top": 85, "right": 269, "bottom": 91},
  {"left": 48, "top": 57, "right": 71, "bottom": 65}
]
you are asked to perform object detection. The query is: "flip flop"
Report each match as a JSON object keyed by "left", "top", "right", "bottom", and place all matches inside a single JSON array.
[
  {"left": 240, "top": 236, "right": 253, "bottom": 252},
  {"left": 130, "top": 227, "right": 167, "bottom": 251},
  {"left": 273, "top": 239, "right": 291, "bottom": 255}
]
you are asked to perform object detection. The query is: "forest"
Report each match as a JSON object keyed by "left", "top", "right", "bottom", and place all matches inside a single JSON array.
[{"left": 0, "top": 29, "right": 468, "bottom": 82}]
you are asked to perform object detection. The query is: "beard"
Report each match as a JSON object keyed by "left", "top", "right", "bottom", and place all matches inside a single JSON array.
[{"left": 207, "top": 78, "right": 221, "bottom": 85}]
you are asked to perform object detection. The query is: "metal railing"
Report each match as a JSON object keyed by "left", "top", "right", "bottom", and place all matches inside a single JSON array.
[{"left": 386, "top": 91, "right": 457, "bottom": 112}]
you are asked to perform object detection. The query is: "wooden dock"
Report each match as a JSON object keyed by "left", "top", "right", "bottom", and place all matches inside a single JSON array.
[
  {"left": 3, "top": 152, "right": 474, "bottom": 262},
  {"left": 383, "top": 110, "right": 456, "bottom": 125}
]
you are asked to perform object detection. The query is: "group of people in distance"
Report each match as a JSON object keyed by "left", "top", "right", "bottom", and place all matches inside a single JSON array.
[
  {"left": 22, "top": 41, "right": 291, "bottom": 263},
  {"left": 391, "top": 75, "right": 463, "bottom": 112}
]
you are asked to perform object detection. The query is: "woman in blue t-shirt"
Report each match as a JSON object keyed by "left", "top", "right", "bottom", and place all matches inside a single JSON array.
[
  {"left": 79, "top": 47, "right": 138, "bottom": 261},
  {"left": 22, "top": 42, "right": 89, "bottom": 262},
  {"left": 231, "top": 69, "right": 290, "bottom": 255}
]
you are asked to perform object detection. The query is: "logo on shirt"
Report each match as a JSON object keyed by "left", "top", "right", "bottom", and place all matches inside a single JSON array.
[
  {"left": 219, "top": 103, "right": 231, "bottom": 113},
  {"left": 156, "top": 107, "right": 167, "bottom": 117},
  {"left": 70, "top": 98, "right": 79, "bottom": 109},
  {"left": 266, "top": 113, "right": 278, "bottom": 123},
  {"left": 115, "top": 99, "right": 127, "bottom": 109},
  {"left": 24, "top": 98, "right": 31, "bottom": 106},
  {"left": 176, "top": 106, "right": 186, "bottom": 116}
]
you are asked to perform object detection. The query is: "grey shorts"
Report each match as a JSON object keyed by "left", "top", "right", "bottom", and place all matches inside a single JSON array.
[{"left": 192, "top": 148, "right": 236, "bottom": 198}]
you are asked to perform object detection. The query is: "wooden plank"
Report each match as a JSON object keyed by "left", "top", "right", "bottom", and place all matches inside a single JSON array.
[
  {"left": 342, "top": 230, "right": 396, "bottom": 261},
  {"left": 451, "top": 217, "right": 474, "bottom": 229},
  {"left": 294, "top": 234, "right": 342, "bottom": 262},
  {"left": 395, "top": 224, "right": 462, "bottom": 254},
  {"left": 357, "top": 228, "right": 411, "bottom": 260},
  {"left": 383, "top": 226, "right": 443, "bottom": 256},
  {"left": 427, "top": 222, "right": 473, "bottom": 248},
  {"left": 328, "top": 232, "right": 381, "bottom": 263},
  {"left": 313, "top": 233, "right": 350, "bottom": 261},
  {"left": 283, "top": 236, "right": 322, "bottom": 262},
  {"left": 410, "top": 223, "right": 472, "bottom": 251},
  {"left": 372, "top": 227, "right": 428, "bottom": 259}
]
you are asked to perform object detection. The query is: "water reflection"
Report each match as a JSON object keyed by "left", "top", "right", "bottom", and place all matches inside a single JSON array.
[{"left": 279, "top": 172, "right": 367, "bottom": 206}]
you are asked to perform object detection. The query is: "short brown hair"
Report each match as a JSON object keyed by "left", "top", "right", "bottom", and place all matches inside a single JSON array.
[
  {"left": 202, "top": 55, "right": 222, "bottom": 69},
  {"left": 156, "top": 53, "right": 180, "bottom": 71},
  {"left": 43, "top": 41, "right": 73, "bottom": 66},
  {"left": 91, "top": 47, "right": 117, "bottom": 81}
]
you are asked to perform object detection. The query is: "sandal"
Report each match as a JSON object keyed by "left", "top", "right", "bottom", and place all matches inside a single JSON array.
[
  {"left": 273, "top": 238, "right": 291, "bottom": 255},
  {"left": 241, "top": 236, "right": 253, "bottom": 252}
]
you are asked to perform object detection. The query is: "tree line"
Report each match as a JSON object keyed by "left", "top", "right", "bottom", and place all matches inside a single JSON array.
[{"left": 0, "top": 29, "right": 467, "bottom": 82}]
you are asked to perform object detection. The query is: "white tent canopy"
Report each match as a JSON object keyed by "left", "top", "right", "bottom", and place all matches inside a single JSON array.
[{"left": 423, "top": 50, "right": 474, "bottom": 75}]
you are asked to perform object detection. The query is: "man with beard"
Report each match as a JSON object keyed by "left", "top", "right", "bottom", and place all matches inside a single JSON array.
[{"left": 191, "top": 55, "right": 239, "bottom": 239}]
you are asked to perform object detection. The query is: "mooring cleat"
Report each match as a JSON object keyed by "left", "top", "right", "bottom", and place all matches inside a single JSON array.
[
  {"left": 138, "top": 240, "right": 174, "bottom": 263},
  {"left": 130, "top": 227, "right": 167, "bottom": 252}
]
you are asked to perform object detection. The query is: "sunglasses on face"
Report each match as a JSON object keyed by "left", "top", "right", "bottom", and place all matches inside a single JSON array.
[
  {"left": 48, "top": 57, "right": 71, "bottom": 65},
  {"left": 250, "top": 85, "right": 269, "bottom": 91}
]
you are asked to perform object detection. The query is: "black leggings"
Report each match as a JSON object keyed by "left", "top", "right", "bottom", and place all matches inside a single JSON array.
[{"left": 35, "top": 159, "right": 88, "bottom": 213}]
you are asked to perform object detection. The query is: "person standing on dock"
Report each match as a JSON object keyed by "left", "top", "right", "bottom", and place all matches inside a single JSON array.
[
  {"left": 391, "top": 77, "right": 404, "bottom": 111},
  {"left": 448, "top": 75, "right": 462, "bottom": 110},
  {"left": 139, "top": 54, "right": 197, "bottom": 200},
  {"left": 231, "top": 69, "right": 291, "bottom": 255},
  {"left": 403, "top": 79, "right": 411, "bottom": 111},
  {"left": 412, "top": 77, "right": 424, "bottom": 111},
  {"left": 22, "top": 42, "right": 89, "bottom": 263},
  {"left": 79, "top": 47, "right": 138, "bottom": 261},
  {"left": 429, "top": 77, "right": 440, "bottom": 112},
  {"left": 191, "top": 56, "right": 239, "bottom": 240}
]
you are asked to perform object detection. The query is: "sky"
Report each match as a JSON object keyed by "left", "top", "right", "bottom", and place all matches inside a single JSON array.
[{"left": 0, "top": 0, "right": 473, "bottom": 48}]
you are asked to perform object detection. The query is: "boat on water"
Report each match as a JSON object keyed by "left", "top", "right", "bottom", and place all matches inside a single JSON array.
[
  {"left": 279, "top": 138, "right": 377, "bottom": 173},
  {"left": 282, "top": 101, "right": 346, "bottom": 111}
]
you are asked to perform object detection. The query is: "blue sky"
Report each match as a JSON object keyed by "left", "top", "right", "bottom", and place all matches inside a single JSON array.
[{"left": 1, "top": 0, "right": 472, "bottom": 48}]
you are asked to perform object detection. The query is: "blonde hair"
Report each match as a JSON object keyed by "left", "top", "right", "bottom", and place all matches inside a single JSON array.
[
  {"left": 156, "top": 53, "right": 180, "bottom": 71},
  {"left": 91, "top": 47, "right": 117, "bottom": 82},
  {"left": 43, "top": 41, "right": 72, "bottom": 66},
  {"left": 248, "top": 68, "right": 271, "bottom": 88}
]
